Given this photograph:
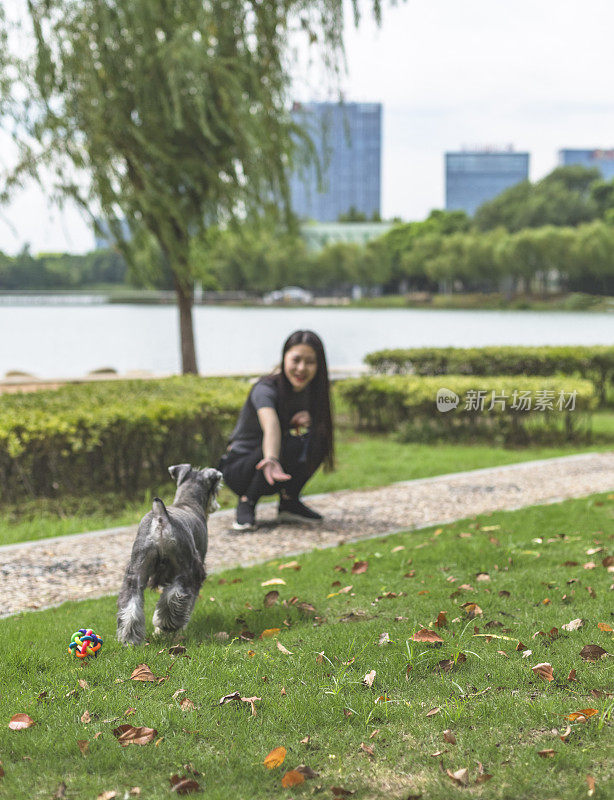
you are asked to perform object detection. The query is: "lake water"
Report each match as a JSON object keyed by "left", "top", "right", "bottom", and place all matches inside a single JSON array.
[{"left": 1, "top": 304, "right": 613, "bottom": 379}]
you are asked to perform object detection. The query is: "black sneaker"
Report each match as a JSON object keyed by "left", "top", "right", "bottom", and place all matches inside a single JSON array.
[
  {"left": 233, "top": 499, "right": 256, "bottom": 531},
  {"left": 277, "top": 497, "right": 323, "bottom": 524}
]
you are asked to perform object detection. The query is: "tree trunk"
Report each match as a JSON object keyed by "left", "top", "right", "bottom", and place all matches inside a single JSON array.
[{"left": 175, "top": 280, "right": 198, "bottom": 374}]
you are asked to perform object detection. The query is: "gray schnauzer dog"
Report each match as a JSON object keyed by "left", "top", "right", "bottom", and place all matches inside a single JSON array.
[{"left": 117, "top": 464, "right": 222, "bottom": 645}]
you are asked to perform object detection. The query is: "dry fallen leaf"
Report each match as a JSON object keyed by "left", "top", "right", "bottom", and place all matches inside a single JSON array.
[
  {"left": 537, "top": 749, "right": 555, "bottom": 758},
  {"left": 78, "top": 679, "right": 89, "bottom": 689},
  {"left": 264, "top": 590, "right": 279, "bottom": 607},
  {"left": 295, "top": 764, "right": 319, "bottom": 779},
  {"left": 179, "top": 698, "right": 196, "bottom": 711},
  {"left": 435, "top": 611, "right": 447, "bottom": 628},
  {"left": 559, "top": 725, "right": 572, "bottom": 742},
  {"left": 532, "top": 663, "right": 554, "bottom": 682},
  {"left": 281, "top": 769, "right": 305, "bottom": 788},
  {"left": 276, "top": 641, "right": 293, "bottom": 655},
  {"left": 241, "top": 696, "right": 260, "bottom": 716},
  {"left": 279, "top": 560, "right": 301, "bottom": 571},
  {"left": 568, "top": 669, "right": 577, "bottom": 681},
  {"left": 363, "top": 670, "right": 376, "bottom": 687},
  {"left": 562, "top": 618, "right": 584, "bottom": 632},
  {"left": 597, "top": 622, "right": 613, "bottom": 632},
  {"left": 378, "top": 632, "right": 391, "bottom": 647},
  {"left": 437, "top": 653, "right": 467, "bottom": 672},
  {"left": 579, "top": 644, "right": 607, "bottom": 661},
  {"left": 81, "top": 710, "right": 92, "bottom": 724},
  {"left": 567, "top": 708, "right": 598, "bottom": 721},
  {"left": 169, "top": 775, "right": 200, "bottom": 794},
  {"left": 360, "top": 742, "right": 375, "bottom": 757},
  {"left": 168, "top": 645, "right": 187, "bottom": 656},
  {"left": 96, "top": 792, "right": 117, "bottom": 800},
  {"left": 261, "top": 578, "right": 286, "bottom": 587},
  {"left": 426, "top": 707, "right": 441, "bottom": 717},
  {"left": 443, "top": 730, "right": 457, "bottom": 745},
  {"left": 461, "top": 602, "right": 483, "bottom": 618},
  {"left": 112, "top": 724, "right": 157, "bottom": 747},
  {"left": 331, "top": 787, "right": 355, "bottom": 797},
  {"left": 130, "top": 664, "right": 156, "bottom": 682},
  {"left": 77, "top": 740, "right": 89, "bottom": 756},
  {"left": 412, "top": 628, "right": 444, "bottom": 644},
  {"left": 586, "top": 775, "right": 596, "bottom": 797},
  {"left": 8, "top": 714, "right": 35, "bottom": 731},
  {"left": 446, "top": 768, "right": 469, "bottom": 786},
  {"left": 264, "top": 746, "right": 287, "bottom": 769},
  {"left": 260, "top": 628, "right": 280, "bottom": 639},
  {"left": 351, "top": 560, "right": 368, "bottom": 574}
]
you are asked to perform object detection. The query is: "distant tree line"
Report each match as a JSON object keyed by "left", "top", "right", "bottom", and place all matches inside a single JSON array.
[
  {"left": 4, "top": 165, "right": 614, "bottom": 295},
  {"left": 0, "top": 249, "right": 127, "bottom": 290}
]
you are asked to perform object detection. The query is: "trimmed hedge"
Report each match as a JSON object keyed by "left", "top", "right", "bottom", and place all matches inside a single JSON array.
[
  {"left": 337, "top": 375, "right": 597, "bottom": 443},
  {"left": 0, "top": 377, "right": 247, "bottom": 501},
  {"left": 364, "top": 346, "right": 614, "bottom": 405}
]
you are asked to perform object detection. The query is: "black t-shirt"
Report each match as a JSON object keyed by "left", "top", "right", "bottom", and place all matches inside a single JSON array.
[{"left": 228, "top": 378, "right": 310, "bottom": 455}]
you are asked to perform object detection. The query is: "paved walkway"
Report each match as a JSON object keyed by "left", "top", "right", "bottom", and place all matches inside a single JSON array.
[{"left": 2, "top": 452, "right": 613, "bottom": 618}]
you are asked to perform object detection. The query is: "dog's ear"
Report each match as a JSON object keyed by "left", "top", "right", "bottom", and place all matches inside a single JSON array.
[
  {"left": 201, "top": 468, "right": 223, "bottom": 512},
  {"left": 168, "top": 463, "right": 192, "bottom": 485}
]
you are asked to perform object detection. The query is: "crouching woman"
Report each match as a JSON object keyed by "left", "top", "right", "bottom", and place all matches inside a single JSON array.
[{"left": 220, "top": 330, "right": 334, "bottom": 530}]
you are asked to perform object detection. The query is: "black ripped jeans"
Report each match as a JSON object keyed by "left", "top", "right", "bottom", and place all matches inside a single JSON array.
[{"left": 219, "top": 433, "right": 321, "bottom": 504}]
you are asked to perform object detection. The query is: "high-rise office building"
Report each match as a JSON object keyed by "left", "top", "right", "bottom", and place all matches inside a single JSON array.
[
  {"left": 289, "top": 102, "right": 382, "bottom": 222},
  {"left": 559, "top": 149, "right": 614, "bottom": 180},
  {"left": 445, "top": 150, "right": 530, "bottom": 216}
]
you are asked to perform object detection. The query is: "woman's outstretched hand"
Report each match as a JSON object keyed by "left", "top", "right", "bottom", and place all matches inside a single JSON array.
[{"left": 256, "top": 456, "right": 292, "bottom": 486}]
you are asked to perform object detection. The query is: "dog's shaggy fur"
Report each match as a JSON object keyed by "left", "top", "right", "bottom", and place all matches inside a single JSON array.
[{"left": 117, "top": 464, "right": 222, "bottom": 645}]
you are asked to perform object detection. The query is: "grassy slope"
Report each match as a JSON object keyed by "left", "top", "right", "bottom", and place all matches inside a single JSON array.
[
  {"left": 0, "top": 495, "right": 612, "bottom": 799},
  {"left": 2, "top": 416, "right": 614, "bottom": 547}
]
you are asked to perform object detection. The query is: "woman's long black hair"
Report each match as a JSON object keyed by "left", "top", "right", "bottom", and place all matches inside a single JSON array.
[{"left": 267, "top": 330, "right": 335, "bottom": 472}]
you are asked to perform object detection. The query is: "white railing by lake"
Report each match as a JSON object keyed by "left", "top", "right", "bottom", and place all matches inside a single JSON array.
[{"left": 1, "top": 304, "right": 612, "bottom": 379}]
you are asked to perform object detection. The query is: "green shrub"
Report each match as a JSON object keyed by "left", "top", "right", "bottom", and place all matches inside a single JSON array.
[
  {"left": 364, "top": 345, "right": 614, "bottom": 405},
  {"left": 337, "top": 374, "right": 597, "bottom": 444},
  {"left": 0, "top": 377, "right": 247, "bottom": 501}
]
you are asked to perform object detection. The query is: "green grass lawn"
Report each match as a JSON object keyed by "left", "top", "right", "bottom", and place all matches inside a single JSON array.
[
  {"left": 2, "top": 417, "right": 614, "bottom": 547},
  {"left": 1, "top": 495, "right": 612, "bottom": 799}
]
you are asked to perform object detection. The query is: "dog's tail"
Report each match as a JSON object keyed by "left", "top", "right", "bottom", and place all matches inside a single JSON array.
[
  {"left": 152, "top": 497, "right": 168, "bottom": 519},
  {"left": 151, "top": 497, "right": 172, "bottom": 548},
  {"left": 149, "top": 497, "right": 173, "bottom": 587}
]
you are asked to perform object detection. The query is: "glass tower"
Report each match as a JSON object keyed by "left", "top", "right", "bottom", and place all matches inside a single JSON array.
[
  {"left": 289, "top": 102, "right": 382, "bottom": 222},
  {"left": 445, "top": 151, "right": 530, "bottom": 216},
  {"left": 559, "top": 149, "right": 614, "bottom": 180}
]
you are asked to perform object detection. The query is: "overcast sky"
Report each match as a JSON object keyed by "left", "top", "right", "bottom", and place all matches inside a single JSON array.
[{"left": 1, "top": 0, "right": 614, "bottom": 254}]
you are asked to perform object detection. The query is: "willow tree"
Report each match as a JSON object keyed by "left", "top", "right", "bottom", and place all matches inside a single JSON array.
[{"left": 1, "top": 0, "right": 386, "bottom": 373}]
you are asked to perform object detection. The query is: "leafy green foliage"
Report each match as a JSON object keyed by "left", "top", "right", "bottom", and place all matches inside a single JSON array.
[
  {"left": 0, "top": 377, "right": 246, "bottom": 501},
  {"left": 474, "top": 166, "right": 608, "bottom": 231},
  {"left": 338, "top": 375, "right": 596, "bottom": 443},
  {"left": 0, "top": 248, "right": 127, "bottom": 290},
  {"left": 365, "top": 345, "right": 614, "bottom": 406}
]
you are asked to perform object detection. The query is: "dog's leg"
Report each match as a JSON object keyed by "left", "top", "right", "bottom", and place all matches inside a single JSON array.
[
  {"left": 117, "top": 571, "right": 147, "bottom": 645},
  {"left": 153, "top": 575, "right": 200, "bottom": 635}
]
